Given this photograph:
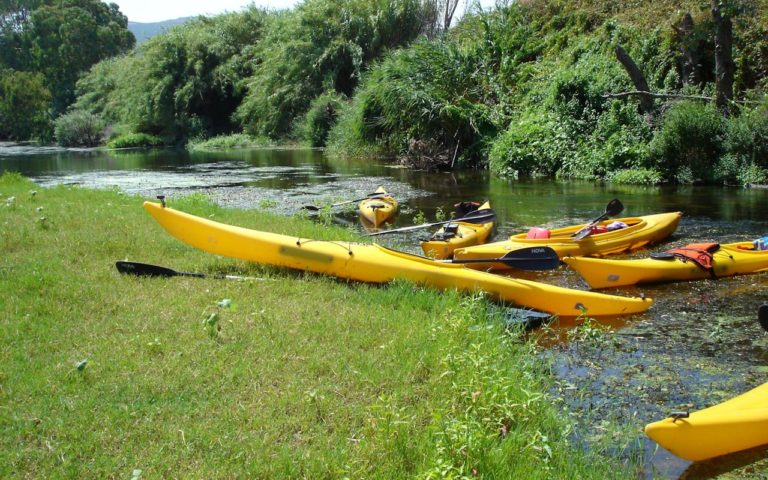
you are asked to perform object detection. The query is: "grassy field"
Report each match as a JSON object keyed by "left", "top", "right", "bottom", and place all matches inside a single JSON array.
[{"left": 0, "top": 172, "right": 635, "bottom": 478}]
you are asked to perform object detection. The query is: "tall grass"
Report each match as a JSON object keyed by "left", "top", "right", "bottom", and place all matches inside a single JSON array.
[{"left": 0, "top": 172, "right": 634, "bottom": 478}]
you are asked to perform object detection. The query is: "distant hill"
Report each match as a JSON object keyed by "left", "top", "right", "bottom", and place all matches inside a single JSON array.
[{"left": 128, "top": 17, "right": 192, "bottom": 44}]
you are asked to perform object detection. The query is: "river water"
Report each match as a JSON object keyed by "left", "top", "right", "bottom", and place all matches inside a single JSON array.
[{"left": 3, "top": 145, "right": 768, "bottom": 478}]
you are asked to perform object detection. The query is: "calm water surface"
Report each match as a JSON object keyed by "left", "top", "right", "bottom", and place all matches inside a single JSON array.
[{"left": 3, "top": 146, "right": 768, "bottom": 478}]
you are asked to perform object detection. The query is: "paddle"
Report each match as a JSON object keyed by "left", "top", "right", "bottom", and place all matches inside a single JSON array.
[
  {"left": 116, "top": 261, "right": 263, "bottom": 281},
  {"left": 571, "top": 198, "right": 624, "bottom": 241},
  {"left": 759, "top": 304, "right": 768, "bottom": 332},
  {"left": 365, "top": 208, "right": 496, "bottom": 237},
  {"left": 301, "top": 192, "right": 390, "bottom": 211},
  {"left": 439, "top": 246, "right": 561, "bottom": 271}
]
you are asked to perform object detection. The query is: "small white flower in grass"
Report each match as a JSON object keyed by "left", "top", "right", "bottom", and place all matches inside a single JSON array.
[
  {"left": 217, "top": 298, "right": 232, "bottom": 308},
  {"left": 6, "top": 196, "right": 15, "bottom": 205},
  {"left": 131, "top": 469, "right": 142, "bottom": 479},
  {"left": 75, "top": 359, "right": 88, "bottom": 371},
  {"left": 36, "top": 206, "right": 43, "bottom": 212},
  {"left": 29, "top": 190, "right": 37, "bottom": 196}
]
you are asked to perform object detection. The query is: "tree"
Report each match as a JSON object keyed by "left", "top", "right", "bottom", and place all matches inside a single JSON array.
[
  {"left": 711, "top": 0, "right": 735, "bottom": 115},
  {"left": 0, "top": 69, "right": 52, "bottom": 140},
  {"left": 0, "top": 0, "right": 135, "bottom": 120}
]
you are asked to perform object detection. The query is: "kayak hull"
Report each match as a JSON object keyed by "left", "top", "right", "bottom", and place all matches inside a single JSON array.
[
  {"left": 143, "top": 202, "right": 653, "bottom": 318},
  {"left": 421, "top": 201, "right": 494, "bottom": 259},
  {"left": 454, "top": 212, "right": 682, "bottom": 270},
  {"left": 645, "top": 382, "right": 768, "bottom": 462},
  {"left": 564, "top": 242, "right": 768, "bottom": 288},
  {"left": 359, "top": 186, "right": 397, "bottom": 226}
]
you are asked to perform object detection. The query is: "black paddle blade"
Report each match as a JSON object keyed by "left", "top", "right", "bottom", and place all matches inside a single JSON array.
[
  {"left": 572, "top": 198, "right": 625, "bottom": 241},
  {"left": 449, "top": 246, "right": 560, "bottom": 271},
  {"left": 115, "top": 261, "right": 202, "bottom": 278},
  {"left": 759, "top": 304, "right": 768, "bottom": 332},
  {"left": 497, "top": 246, "right": 561, "bottom": 270},
  {"left": 606, "top": 198, "right": 624, "bottom": 217}
]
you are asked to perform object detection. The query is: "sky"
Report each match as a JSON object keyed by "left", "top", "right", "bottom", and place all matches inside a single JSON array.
[
  {"left": 111, "top": 0, "right": 497, "bottom": 24},
  {"left": 111, "top": 0, "right": 301, "bottom": 23}
]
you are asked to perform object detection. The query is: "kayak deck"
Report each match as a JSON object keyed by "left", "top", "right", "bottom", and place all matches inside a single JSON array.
[
  {"left": 143, "top": 201, "right": 653, "bottom": 318},
  {"left": 565, "top": 242, "right": 768, "bottom": 288},
  {"left": 421, "top": 201, "right": 494, "bottom": 259},
  {"left": 454, "top": 212, "right": 682, "bottom": 270},
  {"left": 645, "top": 382, "right": 768, "bottom": 462}
]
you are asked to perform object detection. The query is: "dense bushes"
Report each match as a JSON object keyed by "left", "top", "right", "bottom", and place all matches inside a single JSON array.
[
  {"left": 0, "top": 69, "right": 52, "bottom": 141},
  {"left": 235, "top": 0, "right": 427, "bottom": 139},
  {"left": 53, "top": 110, "right": 104, "bottom": 147},
  {"left": 329, "top": 40, "right": 499, "bottom": 167},
  {"left": 298, "top": 92, "right": 346, "bottom": 147},
  {"left": 107, "top": 133, "right": 164, "bottom": 149}
]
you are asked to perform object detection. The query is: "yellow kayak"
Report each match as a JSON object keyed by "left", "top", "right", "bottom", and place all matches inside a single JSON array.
[
  {"left": 453, "top": 212, "right": 682, "bottom": 271},
  {"left": 564, "top": 242, "right": 768, "bottom": 289},
  {"left": 645, "top": 382, "right": 768, "bottom": 462},
  {"left": 143, "top": 201, "right": 653, "bottom": 318},
  {"left": 359, "top": 186, "right": 397, "bottom": 227},
  {"left": 421, "top": 201, "right": 494, "bottom": 260}
]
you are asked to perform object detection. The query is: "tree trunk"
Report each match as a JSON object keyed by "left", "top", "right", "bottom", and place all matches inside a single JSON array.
[
  {"left": 614, "top": 45, "right": 655, "bottom": 115},
  {"left": 712, "top": 0, "right": 735, "bottom": 116}
]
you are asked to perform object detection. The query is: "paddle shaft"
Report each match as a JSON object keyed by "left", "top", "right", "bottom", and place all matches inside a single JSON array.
[
  {"left": 366, "top": 209, "right": 495, "bottom": 236},
  {"left": 572, "top": 198, "right": 624, "bottom": 240},
  {"left": 439, "top": 246, "right": 560, "bottom": 271},
  {"left": 302, "top": 192, "right": 391, "bottom": 211},
  {"left": 116, "top": 261, "right": 262, "bottom": 281}
]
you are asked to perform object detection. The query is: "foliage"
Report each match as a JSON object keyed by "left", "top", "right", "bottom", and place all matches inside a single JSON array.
[
  {"left": 609, "top": 168, "right": 663, "bottom": 185},
  {"left": 186, "top": 133, "right": 271, "bottom": 151},
  {"left": 330, "top": 39, "right": 499, "bottom": 168},
  {"left": 235, "top": 0, "right": 427, "bottom": 139},
  {"left": 53, "top": 110, "right": 105, "bottom": 147},
  {"left": 719, "top": 102, "right": 768, "bottom": 184},
  {"left": 74, "top": 8, "right": 272, "bottom": 141},
  {"left": 297, "top": 91, "right": 346, "bottom": 147},
  {"left": 489, "top": 111, "right": 573, "bottom": 178},
  {"left": 649, "top": 101, "right": 726, "bottom": 184},
  {"left": 0, "top": 69, "right": 52, "bottom": 140},
  {"left": 106, "top": 133, "right": 164, "bottom": 149}
]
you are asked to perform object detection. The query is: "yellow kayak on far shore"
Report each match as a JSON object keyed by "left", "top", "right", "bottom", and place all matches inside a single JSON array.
[
  {"left": 143, "top": 201, "right": 653, "bottom": 318},
  {"left": 359, "top": 186, "right": 397, "bottom": 227}
]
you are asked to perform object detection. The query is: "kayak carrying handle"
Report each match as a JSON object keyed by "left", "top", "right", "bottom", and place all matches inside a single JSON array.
[{"left": 669, "top": 411, "right": 690, "bottom": 422}]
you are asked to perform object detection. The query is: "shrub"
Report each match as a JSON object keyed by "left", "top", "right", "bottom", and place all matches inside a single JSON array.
[
  {"left": 299, "top": 92, "right": 345, "bottom": 147},
  {"left": 107, "top": 133, "right": 164, "bottom": 149},
  {"left": 489, "top": 111, "right": 574, "bottom": 178},
  {"left": 53, "top": 110, "right": 105, "bottom": 147},
  {"left": 0, "top": 69, "right": 52, "bottom": 141},
  {"left": 186, "top": 133, "right": 270, "bottom": 151},
  {"left": 609, "top": 168, "right": 663, "bottom": 185},
  {"left": 649, "top": 101, "right": 726, "bottom": 183},
  {"left": 719, "top": 103, "right": 768, "bottom": 184}
]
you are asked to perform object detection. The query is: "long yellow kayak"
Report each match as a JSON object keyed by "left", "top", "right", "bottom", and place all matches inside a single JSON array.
[
  {"left": 359, "top": 186, "right": 397, "bottom": 227},
  {"left": 421, "top": 201, "right": 494, "bottom": 260},
  {"left": 143, "top": 201, "right": 653, "bottom": 317},
  {"left": 564, "top": 242, "right": 768, "bottom": 289},
  {"left": 453, "top": 212, "right": 682, "bottom": 271},
  {"left": 645, "top": 382, "right": 768, "bottom": 462}
]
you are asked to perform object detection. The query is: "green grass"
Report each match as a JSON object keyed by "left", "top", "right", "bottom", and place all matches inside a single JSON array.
[
  {"left": 0, "top": 172, "right": 634, "bottom": 478},
  {"left": 186, "top": 134, "right": 274, "bottom": 151}
]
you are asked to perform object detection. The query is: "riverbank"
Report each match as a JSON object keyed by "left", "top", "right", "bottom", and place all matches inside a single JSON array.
[{"left": 0, "top": 173, "right": 635, "bottom": 478}]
